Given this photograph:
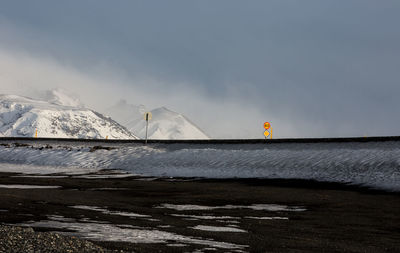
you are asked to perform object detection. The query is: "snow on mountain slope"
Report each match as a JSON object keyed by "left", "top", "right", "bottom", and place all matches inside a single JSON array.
[
  {"left": 127, "top": 107, "right": 209, "bottom": 139},
  {"left": 44, "top": 88, "right": 84, "bottom": 107},
  {"left": 105, "top": 100, "right": 209, "bottom": 139},
  {"left": 0, "top": 94, "right": 138, "bottom": 139}
]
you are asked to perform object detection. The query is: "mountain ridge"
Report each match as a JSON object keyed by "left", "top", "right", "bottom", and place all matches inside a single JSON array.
[{"left": 0, "top": 94, "right": 137, "bottom": 139}]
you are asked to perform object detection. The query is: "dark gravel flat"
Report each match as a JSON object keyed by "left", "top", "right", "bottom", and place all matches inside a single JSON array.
[
  {"left": 0, "top": 225, "right": 122, "bottom": 253},
  {"left": 0, "top": 173, "right": 399, "bottom": 252}
]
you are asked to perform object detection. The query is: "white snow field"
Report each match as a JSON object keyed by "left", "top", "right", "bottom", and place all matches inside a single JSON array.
[
  {"left": 0, "top": 140, "right": 399, "bottom": 191},
  {"left": 0, "top": 94, "right": 137, "bottom": 139},
  {"left": 106, "top": 100, "right": 209, "bottom": 140}
]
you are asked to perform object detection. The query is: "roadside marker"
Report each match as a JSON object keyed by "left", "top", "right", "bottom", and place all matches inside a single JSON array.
[
  {"left": 144, "top": 112, "right": 152, "bottom": 144},
  {"left": 35, "top": 129, "right": 38, "bottom": 138},
  {"left": 263, "top": 122, "right": 272, "bottom": 139}
]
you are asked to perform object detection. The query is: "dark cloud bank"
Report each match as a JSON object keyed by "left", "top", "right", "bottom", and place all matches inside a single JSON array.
[{"left": 0, "top": 0, "right": 399, "bottom": 138}]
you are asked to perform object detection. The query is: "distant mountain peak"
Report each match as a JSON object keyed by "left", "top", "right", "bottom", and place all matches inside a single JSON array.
[
  {"left": 0, "top": 94, "right": 137, "bottom": 139},
  {"left": 128, "top": 106, "right": 209, "bottom": 140},
  {"left": 105, "top": 101, "right": 209, "bottom": 140},
  {"left": 44, "top": 88, "right": 84, "bottom": 108}
]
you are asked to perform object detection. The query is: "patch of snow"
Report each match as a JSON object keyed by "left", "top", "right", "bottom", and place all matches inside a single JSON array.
[
  {"left": 87, "top": 188, "right": 129, "bottom": 191},
  {"left": 158, "top": 204, "right": 305, "bottom": 212},
  {"left": 166, "top": 244, "right": 187, "bottom": 247},
  {"left": 146, "top": 218, "right": 161, "bottom": 222},
  {"left": 73, "top": 174, "right": 133, "bottom": 179},
  {"left": 13, "top": 175, "right": 68, "bottom": 178},
  {"left": 191, "top": 225, "right": 247, "bottom": 233},
  {"left": 21, "top": 218, "right": 248, "bottom": 249},
  {"left": 0, "top": 184, "right": 60, "bottom": 189},
  {"left": 71, "top": 205, "right": 150, "bottom": 218},
  {"left": 170, "top": 214, "right": 239, "bottom": 220},
  {"left": 47, "top": 215, "right": 76, "bottom": 222},
  {"left": 0, "top": 163, "right": 101, "bottom": 175},
  {"left": 158, "top": 225, "right": 172, "bottom": 228},
  {"left": 245, "top": 216, "right": 289, "bottom": 220}
]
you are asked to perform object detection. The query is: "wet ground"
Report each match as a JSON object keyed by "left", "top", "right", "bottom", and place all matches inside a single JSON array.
[{"left": 0, "top": 172, "right": 399, "bottom": 252}]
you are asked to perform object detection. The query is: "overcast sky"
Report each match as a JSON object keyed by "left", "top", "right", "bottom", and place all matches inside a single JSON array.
[{"left": 1, "top": 1, "right": 399, "bottom": 138}]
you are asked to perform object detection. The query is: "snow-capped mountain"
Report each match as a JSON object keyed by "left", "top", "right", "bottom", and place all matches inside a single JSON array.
[
  {"left": 105, "top": 100, "right": 209, "bottom": 139},
  {"left": 0, "top": 94, "right": 137, "bottom": 139},
  {"left": 126, "top": 107, "right": 209, "bottom": 140},
  {"left": 44, "top": 88, "right": 84, "bottom": 107}
]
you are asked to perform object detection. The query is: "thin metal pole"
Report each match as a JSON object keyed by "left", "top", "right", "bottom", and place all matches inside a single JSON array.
[{"left": 145, "top": 118, "right": 148, "bottom": 144}]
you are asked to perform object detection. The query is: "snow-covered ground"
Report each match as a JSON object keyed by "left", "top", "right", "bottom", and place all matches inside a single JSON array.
[
  {"left": 0, "top": 94, "right": 137, "bottom": 139},
  {"left": 0, "top": 140, "right": 399, "bottom": 191},
  {"left": 21, "top": 215, "right": 247, "bottom": 250}
]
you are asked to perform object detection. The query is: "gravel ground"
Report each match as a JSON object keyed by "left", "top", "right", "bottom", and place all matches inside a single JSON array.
[
  {"left": 0, "top": 225, "right": 124, "bottom": 253},
  {"left": 0, "top": 174, "right": 399, "bottom": 252}
]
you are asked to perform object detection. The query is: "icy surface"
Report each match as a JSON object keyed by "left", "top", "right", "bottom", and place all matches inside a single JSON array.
[
  {"left": 22, "top": 217, "right": 247, "bottom": 249},
  {"left": 0, "top": 141, "right": 399, "bottom": 191},
  {"left": 170, "top": 214, "right": 239, "bottom": 220},
  {"left": 0, "top": 163, "right": 102, "bottom": 175},
  {"left": 244, "top": 216, "right": 289, "bottom": 220},
  {"left": 158, "top": 204, "right": 305, "bottom": 212},
  {"left": 71, "top": 205, "right": 150, "bottom": 218},
  {"left": 192, "top": 225, "right": 247, "bottom": 233},
  {"left": 0, "top": 184, "right": 60, "bottom": 189}
]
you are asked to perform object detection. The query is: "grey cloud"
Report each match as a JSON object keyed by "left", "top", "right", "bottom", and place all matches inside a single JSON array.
[{"left": 0, "top": 1, "right": 399, "bottom": 137}]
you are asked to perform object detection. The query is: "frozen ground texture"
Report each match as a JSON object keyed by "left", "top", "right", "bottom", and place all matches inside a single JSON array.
[
  {"left": 0, "top": 141, "right": 399, "bottom": 191},
  {"left": 0, "top": 94, "right": 137, "bottom": 139},
  {"left": 22, "top": 216, "right": 247, "bottom": 250}
]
